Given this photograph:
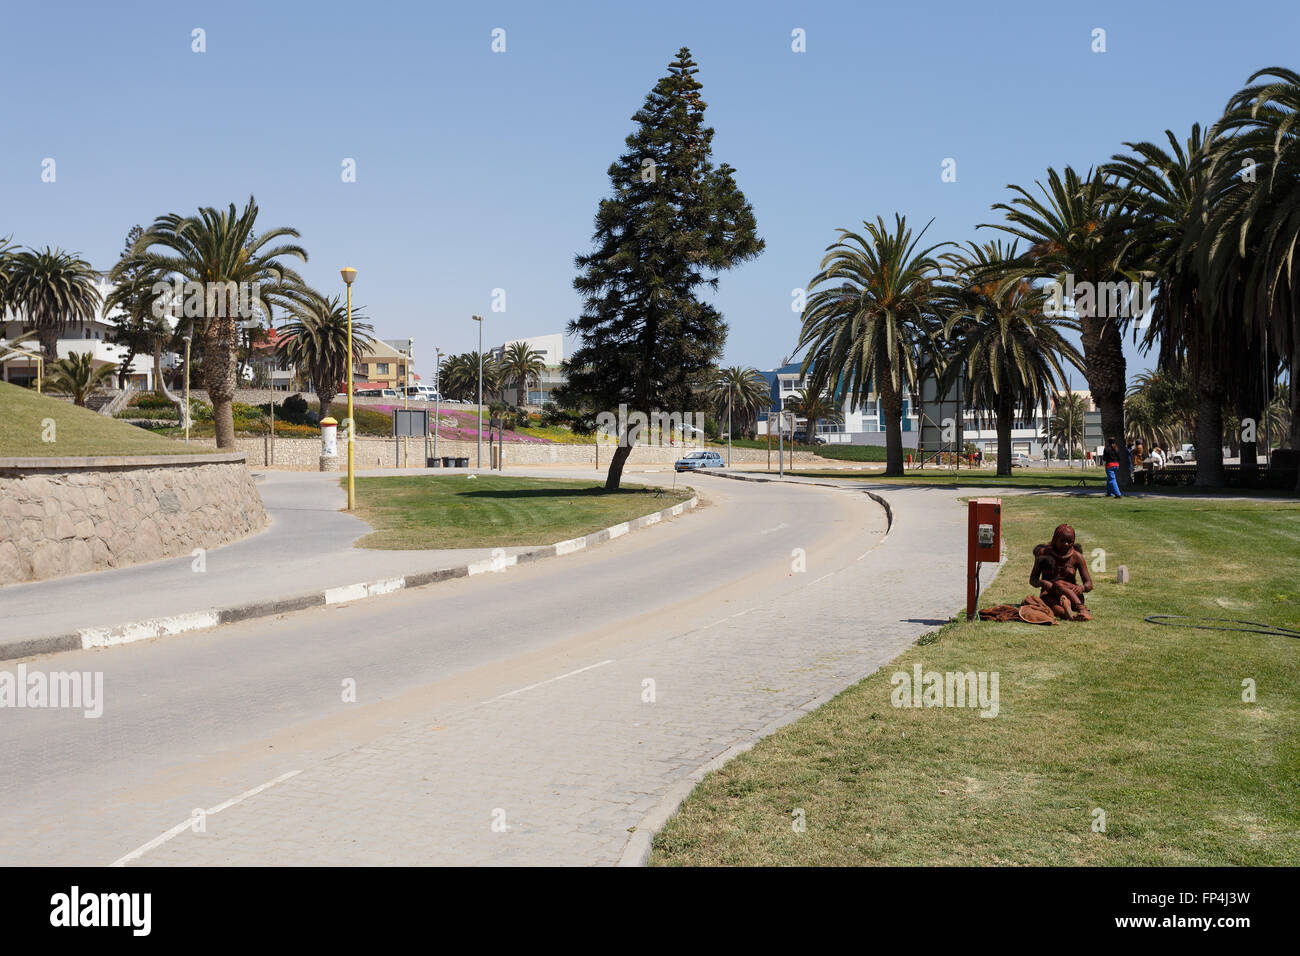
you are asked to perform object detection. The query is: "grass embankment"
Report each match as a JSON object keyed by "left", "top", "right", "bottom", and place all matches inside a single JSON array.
[
  {"left": 350, "top": 474, "right": 692, "bottom": 550},
  {"left": 651, "top": 495, "right": 1300, "bottom": 865},
  {"left": 0, "top": 382, "right": 207, "bottom": 457}
]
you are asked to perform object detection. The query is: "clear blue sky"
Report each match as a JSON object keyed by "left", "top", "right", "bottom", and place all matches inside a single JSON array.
[{"left": 4, "top": 0, "right": 1297, "bottom": 382}]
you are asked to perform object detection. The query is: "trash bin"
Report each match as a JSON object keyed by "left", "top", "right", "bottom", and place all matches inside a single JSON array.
[
  {"left": 428, "top": 457, "right": 441, "bottom": 467},
  {"left": 442, "top": 456, "right": 454, "bottom": 468},
  {"left": 455, "top": 457, "right": 469, "bottom": 468}
]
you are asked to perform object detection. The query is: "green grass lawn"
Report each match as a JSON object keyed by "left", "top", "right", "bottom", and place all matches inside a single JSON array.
[
  {"left": 0, "top": 381, "right": 210, "bottom": 457},
  {"left": 651, "top": 495, "right": 1300, "bottom": 865},
  {"left": 349, "top": 474, "right": 693, "bottom": 550}
]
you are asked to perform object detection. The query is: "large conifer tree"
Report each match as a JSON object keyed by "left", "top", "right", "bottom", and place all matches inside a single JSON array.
[{"left": 562, "top": 47, "right": 763, "bottom": 490}]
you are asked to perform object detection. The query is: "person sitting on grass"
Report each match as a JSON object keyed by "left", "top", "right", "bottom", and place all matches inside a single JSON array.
[
  {"left": 1030, "top": 523, "right": 1094, "bottom": 621},
  {"left": 1031, "top": 554, "right": 1089, "bottom": 620}
]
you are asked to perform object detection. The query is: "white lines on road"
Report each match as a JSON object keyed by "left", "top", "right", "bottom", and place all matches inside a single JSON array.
[
  {"left": 485, "top": 660, "right": 616, "bottom": 703},
  {"left": 110, "top": 770, "right": 302, "bottom": 867},
  {"left": 760, "top": 522, "right": 789, "bottom": 534}
]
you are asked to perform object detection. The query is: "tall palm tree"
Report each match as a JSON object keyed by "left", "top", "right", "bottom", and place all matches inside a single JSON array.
[
  {"left": 789, "top": 388, "right": 843, "bottom": 446},
  {"left": 705, "top": 365, "right": 769, "bottom": 439},
  {"left": 277, "top": 291, "right": 377, "bottom": 417},
  {"left": 7, "top": 247, "right": 103, "bottom": 362},
  {"left": 1103, "top": 125, "right": 1230, "bottom": 485},
  {"left": 939, "top": 241, "right": 1084, "bottom": 476},
  {"left": 798, "top": 215, "right": 950, "bottom": 476},
  {"left": 0, "top": 235, "right": 15, "bottom": 316},
  {"left": 110, "top": 197, "right": 307, "bottom": 448},
  {"left": 1206, "top": 67, "right": 1300, "bottom": 487},
  {"left": 1049, "top": 388, "right": 1088, "bottom": 461},
  {"left": 499, "top": 341, "right": 546, "bottom": 407},
  {"left": 439, "top": 353, "right": 476, "bottom": 401},
  {"left": 982, "top": 166, "right": 1140, "bottom": 486},
  {"left": 46, "top": 352, "right": 117, "bottom": 406}
]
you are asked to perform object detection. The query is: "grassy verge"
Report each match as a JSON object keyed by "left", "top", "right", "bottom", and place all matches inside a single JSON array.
[
  {"left": 349, "top": 474, "right": 693, "bottom": 550},
  {"left": 651, "top": 495, "right": 1300, "bottom": 865},
  {"left": 0, "top": 382, "right": 211, "bottom": 457}
]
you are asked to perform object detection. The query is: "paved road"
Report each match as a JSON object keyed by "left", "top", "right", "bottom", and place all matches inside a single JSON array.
[{"left": 0, "top": 470, "right": 974, "bottom": 865}]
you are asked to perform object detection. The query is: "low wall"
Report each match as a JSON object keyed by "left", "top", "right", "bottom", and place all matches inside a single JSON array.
[
  {"left": 200, "top": 437, "right": 824, "bottom": 470},
  {"left": 0, "top": 453, "right": 268, "bottom": 584}
]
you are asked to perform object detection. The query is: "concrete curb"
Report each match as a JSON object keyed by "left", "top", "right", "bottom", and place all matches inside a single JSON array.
[
  {"left": 698, "top": 469, "right": 894, "bottom": 534},
  {"left": 3, "top": 493, "right": 699, "bottom": 663}
]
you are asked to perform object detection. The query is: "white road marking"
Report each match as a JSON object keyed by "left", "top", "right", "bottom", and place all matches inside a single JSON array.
[
  {"left": 760, "top": 522, "right": 789, "bottom": 534},
  {"left": 486, "top": 660, "right": 615, "bottom": 703},
  {"left": 110, "top": 769, "right": 302, "bottom": 867}
]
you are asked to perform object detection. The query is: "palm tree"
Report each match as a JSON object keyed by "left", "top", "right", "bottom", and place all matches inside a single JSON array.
[
  {"left": 982, "top": 166, "right": 1139, "bottom": 486},
  {"left": 7, "top": 247, "right": 103, "bottom": 361},
  {"left": 798, "top": 215, "right": 950, "bottom": 476},
  {"left": 499, "top": 341, "right": 546, "bottom": 407},
  {"left": 277, "top": 291, "right": 377, "bottom": 417},
  {"left": 789, "top": 388, "right": 843, "bottom": 446},
  {"left": 1103, "top": 125, "right": 1231, "bottom": 485},
  {"left": 705, "top": 365, "right": 769, "bottom": 443},
  {"left": 1206, "top": 67, "right": 1300, "bottom": 488},
  {"left": 1049, "top": 388, "right": 1088, "bottom": 461},
  {"left": 110, "top": 197, "right": 307, "bottom": 448},
  {"left": 439, "top": 353, "right": 476, "bottom": 401},
  {"left": 0, "top": 235, "right": 15, "bottom": 315},
  {"left": 46, "top": 352, "right": 117, "bottom": 406},
  {"left": 939, "top": 241, "right": 1084, "bottom": 476}
]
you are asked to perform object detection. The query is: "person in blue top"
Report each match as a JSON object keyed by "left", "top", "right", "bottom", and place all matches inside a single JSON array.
[{"left": 1104, "top": 437, "right": 1123, "bottom": 498}]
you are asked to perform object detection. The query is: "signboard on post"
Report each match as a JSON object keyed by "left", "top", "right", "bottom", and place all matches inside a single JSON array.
[{"left": 393, "top": 408, "right": 429, "bottom": 438}]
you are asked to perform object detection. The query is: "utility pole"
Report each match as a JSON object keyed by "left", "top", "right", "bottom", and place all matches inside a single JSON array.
[{"left": 473, "top": 315, "right": 483, "bottom": 468}]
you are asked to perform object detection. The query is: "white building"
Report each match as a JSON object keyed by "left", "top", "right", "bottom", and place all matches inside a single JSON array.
[{"left": 489, "top": 333, "right": 566, "bottom": 406}]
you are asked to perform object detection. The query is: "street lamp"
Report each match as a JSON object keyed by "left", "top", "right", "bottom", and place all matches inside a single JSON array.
[
  {"left": 341, "top": 267, "right": 357, "bottom": 508},
  {"left": 472, "top": 314, "right": 483, "bottom": 468},
  {"left": 434, "top": 347, "right": 443, "bottom": 465},
  {"left": 182, "top": 334, "right": 192, "bottom": 443}
]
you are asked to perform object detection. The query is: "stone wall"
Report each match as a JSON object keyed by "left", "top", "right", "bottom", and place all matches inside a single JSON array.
[
  {"left": 197, "top": 436, "right": 824, "bottom": 470},
  {"left": 0, "top": 453, "right": 267, "bottom": 584}
]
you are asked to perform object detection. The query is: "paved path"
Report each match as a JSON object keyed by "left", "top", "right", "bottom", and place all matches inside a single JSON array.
[
  {"left": 0, "top": 471, "right": 978, "bottom": 865},
  {"left": 0, "top": 469, "right": 540, "bottom": 651}
]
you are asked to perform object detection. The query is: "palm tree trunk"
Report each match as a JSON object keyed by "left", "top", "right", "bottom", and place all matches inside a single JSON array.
[
  {"left": 879, "top": 360, "right": 905, "bottom": 477},
  {"left": 153, "top": 338, "right": 186, "bottom": 422},
  {"left": 1195, "top": 395, "right": 1226, "bottom": 486},
  {"left": 1080, "top": 315, "right": 1130, "bottom": 487},
  {"left": 202, "top": 317, "right": 239, "bottom": 449},
  {"left": 38, "top": 326, "right": 59, "bottom": 363},
  {"left": 317, "top": 390, "right": 335, "bottom": 421},
  {"left": 996, "top": 391, "right": 1013, "bottom": 477}
]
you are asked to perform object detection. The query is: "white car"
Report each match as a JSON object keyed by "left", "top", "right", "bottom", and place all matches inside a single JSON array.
[{"left": 1009, "top": 453, "right": 1033, "bottom": 468}]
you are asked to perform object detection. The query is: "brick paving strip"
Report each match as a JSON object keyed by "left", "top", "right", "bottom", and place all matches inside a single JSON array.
[
  {"left": 122, "top": 480, "right": 1004, "bottom": 866},
  {"left": 1, "top": 494, "right": 699, "bottom": 663}
]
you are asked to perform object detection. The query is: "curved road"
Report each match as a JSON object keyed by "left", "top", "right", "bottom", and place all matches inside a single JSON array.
[{"left": 0, "top": 470, "right": 969, "bottom": 865}]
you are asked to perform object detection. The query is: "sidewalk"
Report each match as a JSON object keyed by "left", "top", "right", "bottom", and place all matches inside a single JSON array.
[{"left": 0, "top": 470, "right": 540, "bottom": 658}]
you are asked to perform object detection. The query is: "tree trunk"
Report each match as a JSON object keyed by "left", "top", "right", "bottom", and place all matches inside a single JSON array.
[
  {"left": 605, "top": 439, "right": 634, "bottom": 491},
  {"left": 202, "top": 317, "right": 239, "bottom": 449},
  {"left": 38, "top": 326, "right": 59, "bottom": 363},
  {"left": 996, "top": 391, "right": 1013, "bottom": 477},
  {"left": 317, "top": 390, "right": 335, "bottom": 421},
  {"left": 153, "top": 338, "right": 186, "bottom": 423},
  {"left": 1194, "top": 397, "right": 1225, "bottom": 487},
  {"left": 879, "top": 361, "right": 905, "bottom": 477},
  {"left": 1079, "top": 314, "right": 1130, "bottom": 487}
]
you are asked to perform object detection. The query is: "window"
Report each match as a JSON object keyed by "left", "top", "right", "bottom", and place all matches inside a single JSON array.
[{"left": 375, "top": 363, "right": 390, "bottom": 375}]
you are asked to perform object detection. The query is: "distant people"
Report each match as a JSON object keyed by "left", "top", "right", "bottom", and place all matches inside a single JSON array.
[
  {"left": 1131, "top": 441, "right": 1146, "bottom": 485},
  {"left": 1150, "top": 446, "right": 1165, "bottom": 471},
  {"left": 1104, "top": 438, "right": 1123, "bottom": 498}
]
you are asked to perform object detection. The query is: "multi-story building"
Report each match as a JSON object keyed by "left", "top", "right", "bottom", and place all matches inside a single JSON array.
[
  {"left": 353, "top": 338, "right": 414, "bottom": 392},
  {"left": 754, "top": 361, "right": 920, "bottom": 446},
  {"left": 489, "top": 333, "right": 566, "bottom": 406}
]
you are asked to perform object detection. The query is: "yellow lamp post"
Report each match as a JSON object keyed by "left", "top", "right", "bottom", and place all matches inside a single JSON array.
[{"left": 341, "top": 267, "right": 357, "bottom": 509}]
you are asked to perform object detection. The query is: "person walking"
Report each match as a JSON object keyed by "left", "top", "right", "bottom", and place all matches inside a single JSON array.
[{"left": 1104, "top": 438, "right": 1123, "bottom": 497}]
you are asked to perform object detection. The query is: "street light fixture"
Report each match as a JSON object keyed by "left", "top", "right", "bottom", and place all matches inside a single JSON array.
[
  {"left": 182, "top": 334, "right": 192, "bottom": 443},
  {"left": 472, "top": 314, "right": 483, "bottom": 468},
  {"left": 341, "top": 267, "right": 357, "bottom": 509}
]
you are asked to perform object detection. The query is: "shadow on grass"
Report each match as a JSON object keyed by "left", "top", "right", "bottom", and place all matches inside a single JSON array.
[{"left": 457, "top": 486, "right": 664, "bottom": 500}]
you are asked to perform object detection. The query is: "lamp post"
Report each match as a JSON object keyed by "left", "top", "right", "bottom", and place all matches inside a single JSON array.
[
  {"left": 727, "top": 389, "right": 733, "bottom": 467},
  {"left": 434, "top": 347, "right": 442, "bottom": 465},
  {"left": 182, "top": 334, "right": 192, "bottom": 443},
  {"left": 473, "top": 314, "right": 483, "bottom": 468},
  {"left": 341, "top": 267, "right": 357, "bottom": 508}
]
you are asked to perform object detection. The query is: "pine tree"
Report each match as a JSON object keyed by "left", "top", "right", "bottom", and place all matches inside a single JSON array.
[{"left": 561, "top": 47, "right": 763, "bottom": 490}]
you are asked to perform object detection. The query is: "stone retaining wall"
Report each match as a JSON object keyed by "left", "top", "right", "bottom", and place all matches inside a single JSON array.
[
  {"left": 0, "top": 453, "right": 267, "bottom": 584},
  {"left": 197, "top": 436, "right": 824, "bottom": 470}
]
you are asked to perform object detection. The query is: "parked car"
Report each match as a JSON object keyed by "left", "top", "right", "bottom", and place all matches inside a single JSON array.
[
  {"left": 1009, "top": 453, "right": 1032, "bottom": 468},
  {"left": 675, "top": 450, "right": 725, "bottom": 472},
  {"left": 1171, "top": 443, "right": 1196, "bottom": 463},
  {"left": 402, "top": 385, "right": 436, "bottom": 400}
]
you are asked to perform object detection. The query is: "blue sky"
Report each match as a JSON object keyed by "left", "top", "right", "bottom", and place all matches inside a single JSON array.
[{"left": 4, "top": 0, "right": 1297, "bottom": 382}]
